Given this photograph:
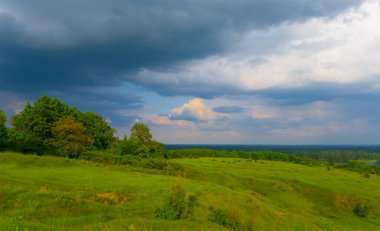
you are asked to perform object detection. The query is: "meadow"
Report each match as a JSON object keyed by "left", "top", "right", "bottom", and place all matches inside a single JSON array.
[{"left": 1, "top": 152, "right": 380, "bottom": 230}]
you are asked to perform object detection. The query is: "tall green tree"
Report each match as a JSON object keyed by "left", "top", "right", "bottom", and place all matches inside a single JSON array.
[
  {"left": 53, "top": 117, "right": 93, "bottom": 158},
  {"left": 0, "top": 109, "right": 8, "bottom": 150},
  {"left": 117, "top": 123, "right": 165, "bottom": 158},
  {"left": 9, "top": 95, "right": 116, "bottom": 154},
  {"left": 118, "top": 135, "right": 142, "bottom": 156},
  {"left": 11, "top": 95, "right": 79, "bottom": 153},
  {"left": 130, "top": 123, "right": 152, "bottom": 145},
  {"left": 79, "top": 112, "right": 114, "bottom": 149}
]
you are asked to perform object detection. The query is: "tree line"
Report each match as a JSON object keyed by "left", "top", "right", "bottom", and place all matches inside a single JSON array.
[{"left": 0, "top": 95, "right": 163, "bottom": 158}]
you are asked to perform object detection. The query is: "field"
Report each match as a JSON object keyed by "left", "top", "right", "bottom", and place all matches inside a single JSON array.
[{"left": 1, "top": 152, "right": 380, "bottom": 230}]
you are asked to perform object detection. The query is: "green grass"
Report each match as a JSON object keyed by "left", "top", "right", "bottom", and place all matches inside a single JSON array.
[{"left": 1, "top": 152, "right": 380, "bottom": 230}]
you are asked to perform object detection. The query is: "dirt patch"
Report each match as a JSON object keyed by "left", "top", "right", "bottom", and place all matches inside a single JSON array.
[{"left": 334, "top": 194, "right": 357, "bottom": 211}]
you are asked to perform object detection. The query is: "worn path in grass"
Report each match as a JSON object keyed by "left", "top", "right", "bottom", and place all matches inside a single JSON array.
[{"left": 1, "top": 152, "right": 379, "bottom": 230}]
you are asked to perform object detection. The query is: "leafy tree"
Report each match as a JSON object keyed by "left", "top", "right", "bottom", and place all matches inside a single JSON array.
[
  {"left": 0, "top": 109, "right": 8, "bottom": 150},
  {"left": 11, "top": 95, "right": 79, "bottom": 153},
  {"left": 116, "top": 123, "right": 165, "bottom": 157},
  {"left": 52, "top": 117, "right": 93, "bottom": 158},
  {"left": 9, "top": 95, "right": 114, "bottom": 154},
  {"left": 118, "top": 136, "right": 145, "bottom": 156},
  {"left": 130, "top": 123, "right": 152, "bottom": 145},
  {"left": 7, "top": 129, "right": 41, "bottom": 153},
  {"left": 148, "top": 140, "right": 165, "bottom": 157},
  {"left": 79, "top": 112, "right": 115, "bottom": 149}
]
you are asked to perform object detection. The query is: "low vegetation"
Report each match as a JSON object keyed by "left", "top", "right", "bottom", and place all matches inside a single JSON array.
[
  {"left": 208, "top": 206, "right": 244, "bottom": 231},
  {"left": 155, "top": 179, "right": 197, "bottom": 220}
]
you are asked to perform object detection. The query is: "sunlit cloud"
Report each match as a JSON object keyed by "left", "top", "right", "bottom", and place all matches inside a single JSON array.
[
  {"left": 169, "top": 98, "right": 217, "bottom": 122},
  {"left": 252, "top": 112, "right": 274, "bottom": 120}
]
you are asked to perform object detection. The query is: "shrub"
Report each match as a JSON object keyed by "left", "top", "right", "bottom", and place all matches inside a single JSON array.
[
  {"left": 0, "top": 109, "right": 7, "bottom": 151},
  {"left": 155, "top": 179, "right": 197, "bottom": 220},
  {"left": 363, "top": 172, "right": 371, "bottom": 178},
  {"left": 208, "top": 206, "right": 243, "bottom": 231},
  {"left": 353, "top": 203, "right": 370, "bottom": 218},
  {"left": 140, "top": 159, "right": 168, "bottom": 170}
]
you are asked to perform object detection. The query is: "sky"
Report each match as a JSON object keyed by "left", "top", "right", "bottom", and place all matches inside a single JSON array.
[{"left": 1, "top": 0, "right": 380, "bottom": 144}]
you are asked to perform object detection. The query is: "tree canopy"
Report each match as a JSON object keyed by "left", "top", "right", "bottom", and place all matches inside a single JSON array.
[
  {"left": 117, "top": 122, "right": 164, "bottom": 158},
  {"left": 53, "top": 117, "right": 93, "bottom": 157},
  {"left": 130, "top": 123, "right": 152, "bottom": 145},
  {"left": 79, "top": 112, "right": 114, "bottom": 150},
  {"left": 11, "top": 96, "right": 79, "bottom": 152},
  {"left": 9, "top": 95, "right": 114, "bottom": 154},
  {"left": 3, "top": 95, "right": 165, "bottom": 159}
]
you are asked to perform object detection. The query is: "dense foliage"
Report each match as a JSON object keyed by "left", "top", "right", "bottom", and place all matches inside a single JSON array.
[
  {"left": 116, "top": 123, "right": 165, "bottom": 158},
  {"left": 130, "top": 123, "right": 152, "bottom": 145},
  {"left": 5, "top": 95, "right": 114, "bottom": 156},
  {"left": 79, "top": 112, "right": 114, "bottom": 150},
  {"left": 52, "top": 117, "right": 94, "bottom": 158},
  {"left": 10, "top": 96, "right": 79, "bottom": 153},
  {"left": 293, "top": 149, "right": 380, "bottom": 164},
  {"left": 0, "top": 110, "right": 7, "bottom": 151},
  {"left": 2, "top": 95, "right": 164, "bottom": 158}
]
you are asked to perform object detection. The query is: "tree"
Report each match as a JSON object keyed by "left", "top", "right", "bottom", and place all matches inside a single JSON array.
[
  {"left": 148, "top": 140, "right": 165, "bottom": 157},
  {"left": 9, "top": 95, "right": 114, "bottom": 154},
  {"left": 0, "top": 109, "right": 8, "bottom": 150},
  {"left": 117, "top": 123, "right": 165, "bottom": 158},
  {"left": 130, "top": 123, "right": 152, "bottom": 145},
  {"left": 52, "top": 117, "right": 93, "bottom": 158},
  {"left": 118, "top": 136, "right": 143, "bottom": 156},
  {"left": 11, "top": 95, "right": 80, "bottom": 153},
  {"left": 79, "top": 112, "right": 115, "bottom": 149}
]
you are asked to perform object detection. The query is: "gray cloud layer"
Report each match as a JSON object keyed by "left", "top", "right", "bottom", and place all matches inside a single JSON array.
[
  {"left": 0, "top": 0, "right": 360, "bottom": 92},
  {"left": 0, "top": 0, "right": 366, "bottom": 134}
]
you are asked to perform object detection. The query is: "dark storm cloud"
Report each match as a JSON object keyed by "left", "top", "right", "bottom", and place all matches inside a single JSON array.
[
  {"left": 0, "top": 0, "right": 361, "bottom": 92},
  {"left": 0, "top": 0, "right": 363, "bottom": 129}
]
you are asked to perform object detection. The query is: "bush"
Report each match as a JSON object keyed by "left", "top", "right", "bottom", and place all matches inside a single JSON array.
[
  {"left": 0, "top": 109, "right": 7, "bottom": 151},
  {"left": 155, "top": 179, "right": 197, "bottom": 220},
  {"left": 353, "top": 203, "right": 370, "bottom": 218},
  {"left": 208, "top": 206, "right": 243, "bottom": 231},
  {"left": 363, "top": 172, "right": 371, "bottom": 178}
]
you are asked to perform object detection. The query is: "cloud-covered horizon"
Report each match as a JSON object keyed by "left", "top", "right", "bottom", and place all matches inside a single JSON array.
[{"left": 1, "top": 0, "right": 379, "bottom": 144}]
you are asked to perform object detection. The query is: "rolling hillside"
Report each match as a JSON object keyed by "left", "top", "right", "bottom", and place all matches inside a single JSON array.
[{"left": 1, "top": 152, "right": 379, "bottom": 230}]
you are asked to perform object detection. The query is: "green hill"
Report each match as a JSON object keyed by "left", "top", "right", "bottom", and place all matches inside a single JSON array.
[{"left": 1, "top": 152, "right": 379, "bottom": 230}]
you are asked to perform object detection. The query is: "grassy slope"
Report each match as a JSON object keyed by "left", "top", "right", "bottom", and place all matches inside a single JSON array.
[{"left": 0, "top": 152, "right": 379, "bottom": 231}]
